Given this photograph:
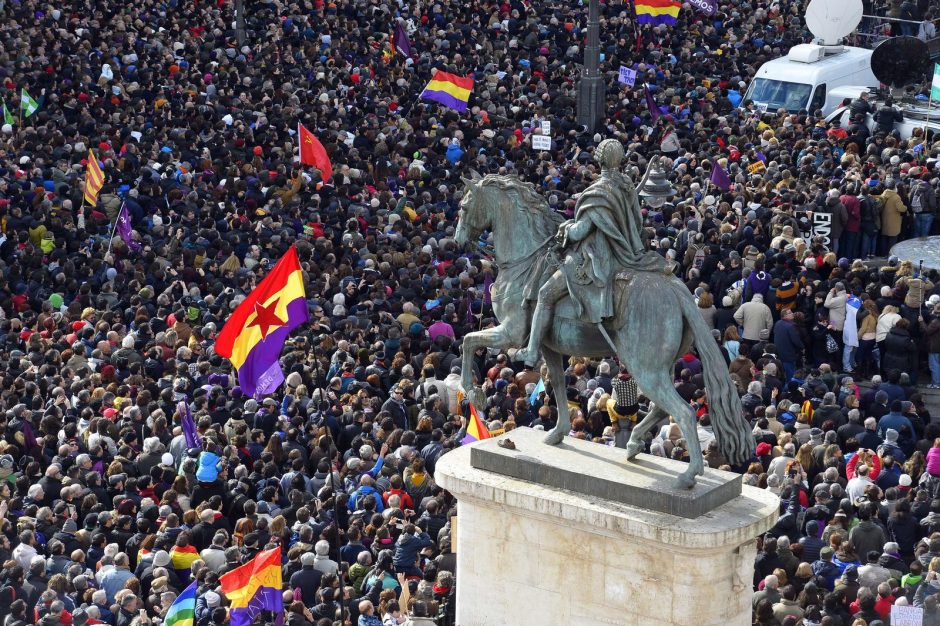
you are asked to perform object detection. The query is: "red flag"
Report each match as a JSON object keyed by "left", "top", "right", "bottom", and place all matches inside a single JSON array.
[{"left": 298, "top": 122, "right": 332, "bottom": 182}]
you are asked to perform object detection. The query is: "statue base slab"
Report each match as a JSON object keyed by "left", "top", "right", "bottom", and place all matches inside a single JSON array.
[
  {"left": 470, "top": 428, "right": 741, "bottom": 518},
  {"left": 435, "top": 430, "right": 778, "bottom": 626}
]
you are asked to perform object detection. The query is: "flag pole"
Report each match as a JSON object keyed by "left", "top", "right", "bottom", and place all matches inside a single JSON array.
[
  {"left": 105, "top": 210, "right": 120, "bottom": 257},
  {"left": 922, "top": 92, "right": 934, "bottom": 161}
]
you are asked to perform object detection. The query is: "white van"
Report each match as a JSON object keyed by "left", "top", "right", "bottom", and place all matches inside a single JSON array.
[{"left": 744, "top": 44, "right": 879, "bottom": 115}]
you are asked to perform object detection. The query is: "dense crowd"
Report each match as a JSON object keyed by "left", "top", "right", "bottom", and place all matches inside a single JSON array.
[{"left": 0, "top": 0, "right": 939, "bottom": 624}]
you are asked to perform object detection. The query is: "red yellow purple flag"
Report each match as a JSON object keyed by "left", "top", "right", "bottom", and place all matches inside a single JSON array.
[
  {"left": 215, "top": 246, "right": 308, "bottom": 397},
  {"left": 220, "top": 547, "right": 284, "bottom": 626},
  {"left": 461, "top": 402, "right": 491, "bottom": 445}
]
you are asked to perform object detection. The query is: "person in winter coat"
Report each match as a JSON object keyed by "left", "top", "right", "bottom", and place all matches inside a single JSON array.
[
  {"left": 877, "top": 304, "right": 902, "bottom": 371},
  {"left": 822, "top": 194, "right": 849, "bottom": 255},
  {"left": 734, "top": 293, "right": 773, "bottom": 345},
  {"left": 840, "top": 190, "right": 862, "bottom": 260},
  {"left": 195, "top": 441, "right": 223, "bottom": 483},
  {"left": 911, "top": 177, "right": 939, "bottom": 237},
  {"left": 392, "top": 524, "right": 434, "bottom": 577},
  {"left": 811, "top": 314, "right": 839, "bottom": 367},
  {"left": 772, "top": 309, "right": 803, "bottom": 382},
  {"left": 824, "top": 283, "right": 848, "bottom": 332},
  {"left": 883, "top": 318, "right": 918, "bottom": 379},
  {"left": 878, "top": 179, "right": 908, "bottom": 255},
  {"left": 923, "top": 302, "right": 940, "bottom": 388}
]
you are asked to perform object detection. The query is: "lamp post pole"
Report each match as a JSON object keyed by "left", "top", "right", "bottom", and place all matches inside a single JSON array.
[
  {"left": 577, "top": 0, "right": 605, "bottom": 132},
  {"left": 235, "top": 0, "right": 246, "bottom": 47}
]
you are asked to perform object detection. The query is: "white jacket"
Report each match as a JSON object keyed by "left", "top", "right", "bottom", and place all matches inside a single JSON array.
[
  {"left": 733, "top": 294, "right": 774, "bottom": 341},
  {"left": 876, "top": 308, "right": 901, "bottom": 343}
]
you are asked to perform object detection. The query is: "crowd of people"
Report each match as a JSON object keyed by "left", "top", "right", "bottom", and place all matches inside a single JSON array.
[{"left": 0, "top": 0, "right": 938, "bottom": 624}]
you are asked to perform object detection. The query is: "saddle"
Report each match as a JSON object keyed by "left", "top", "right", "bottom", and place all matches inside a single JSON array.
[{"left": 553, "top": 271, "right": 634, "bottom": 329}]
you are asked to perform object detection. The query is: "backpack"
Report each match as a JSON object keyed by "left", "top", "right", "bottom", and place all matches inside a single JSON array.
[
  {"left": 912, "top": 185, "right": 927, "bottom": 213},
  {"left": 859, "top": 196, "right": 881, "bottom": 231},
  {"left": 692, "top": 244, "right": 706, "bottom": 270}
]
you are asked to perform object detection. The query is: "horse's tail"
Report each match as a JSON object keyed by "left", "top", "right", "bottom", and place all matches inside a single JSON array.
[{"left": 674, "top": 283, "right": 754, "bottom": 465}]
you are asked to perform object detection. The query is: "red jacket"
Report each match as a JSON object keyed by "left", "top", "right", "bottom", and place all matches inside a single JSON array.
[{"left": 383, "top": 487, "right": 414, "bottom": 511}]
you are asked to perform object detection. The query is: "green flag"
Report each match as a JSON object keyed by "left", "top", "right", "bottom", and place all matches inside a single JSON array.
[
  {"left": 20, "top": 89, "right": 38, "bottom": 118},
  {"left": 932, "top": 63, "right": 940, "bottom": 102},
  {"left": 2, "top": 102, "right": 13, "bottom": 126}
]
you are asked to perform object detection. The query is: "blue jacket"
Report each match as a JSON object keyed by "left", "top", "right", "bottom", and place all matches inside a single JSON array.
[
  {"left": 773, "top": 319, "right": 803, "bottom": 363},
  {"left": 393, "top": 531, "right": 434, "bottom": 568},
  {"left": 348, "top": 485, "right": 385, "bottom": 512},
  {"left": 877, "top": 412, "right": 913, "bottom": 441},
  {"left": 195, "top": 450, "right": 222, "bottom": 482}
]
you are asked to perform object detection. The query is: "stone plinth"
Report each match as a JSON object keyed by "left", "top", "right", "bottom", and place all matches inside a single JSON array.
[
  {"left": 470, "top": 428, "right": 741, "bottom": 518},
  {"left": 435, "top": 429, "right": 778, "bottom": 626}
]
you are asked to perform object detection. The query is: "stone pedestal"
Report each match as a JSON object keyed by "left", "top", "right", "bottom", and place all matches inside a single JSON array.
[{"left": 435, "top": 429, "right": 778, "bottom": 626}]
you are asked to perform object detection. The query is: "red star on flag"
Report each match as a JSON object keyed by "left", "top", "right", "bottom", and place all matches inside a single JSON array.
[{"left": 247, "top": 299, "right": 285, "bottom": 340}]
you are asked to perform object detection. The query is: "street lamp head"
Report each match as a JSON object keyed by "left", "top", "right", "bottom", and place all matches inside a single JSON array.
[{"left": 638, "top": 156, "right": 676, "bottom": 209}]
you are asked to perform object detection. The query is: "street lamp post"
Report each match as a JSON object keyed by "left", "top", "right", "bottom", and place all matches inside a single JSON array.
[
  {"left": 638, "top": 156, "right": 676, "bottom": 208},
  {"left": 576, "top": 0, "right": 605, "bottom": 132},
  {"left": 235, "top": 0, "right": 246, "bottom": 48}
]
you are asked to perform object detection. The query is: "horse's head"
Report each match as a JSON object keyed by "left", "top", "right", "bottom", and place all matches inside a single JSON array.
[{"left": 455, "top": 169, "right": 487, "bottom": 248}]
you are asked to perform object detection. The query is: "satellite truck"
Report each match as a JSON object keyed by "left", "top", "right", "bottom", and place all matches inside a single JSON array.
[
  {"left": 747, "top": 0, "right": 940, "bottom": 139},
  {"left": 744, "top": 0, "right": 879, "bottom": 116}
]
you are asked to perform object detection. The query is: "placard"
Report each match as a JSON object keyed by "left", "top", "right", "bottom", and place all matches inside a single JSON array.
[
  {"left": 890, "top": 605, "right": 924, "bottom": 626},
  {"left": 541, "top": 120, "right": 551, "bottom": 135},
  {"left": 532, "top": 135, "right": 552, "bottom": 150},
  {"left": 618, "top": 66, "right": 637, "bottom": 86}
]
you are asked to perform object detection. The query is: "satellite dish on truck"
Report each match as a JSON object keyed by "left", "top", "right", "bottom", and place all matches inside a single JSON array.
[
  {"left": 870, "top": 36, "right": 932, "bottom": 88},
  {"left": 805, "top": 0, "right": 863, "bottom": 46}
]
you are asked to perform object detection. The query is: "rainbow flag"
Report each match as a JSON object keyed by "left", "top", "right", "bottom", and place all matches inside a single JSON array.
[
  {"left": 164, "top": 581, "right": 197, "bottom": 626},
  {"left": 635, "top": 0, "right": 681, "bottom": 25},
  {"left": 215, "top": 245, "right": 309, "bottom": 397},
  {"left": 220, "top": 546, "right": 284, "bottom": 626},
  {"left": 461, "top": 403, "right": 491, "bottom": 445},
  {"left": 420, "top": 70, "right": 473, "bottom": 112}
]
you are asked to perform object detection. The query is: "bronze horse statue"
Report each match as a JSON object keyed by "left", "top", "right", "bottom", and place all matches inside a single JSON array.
[{"left": 454, "top": 173, "right": 753, "bottom": 488}]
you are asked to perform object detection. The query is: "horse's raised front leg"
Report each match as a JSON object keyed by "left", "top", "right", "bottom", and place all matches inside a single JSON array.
[
  {"left": 460, "top": 325, "right": 512, "bottom": 408},
  {"left": 541, "top": 345, "right": 568, "bottom": 446}
]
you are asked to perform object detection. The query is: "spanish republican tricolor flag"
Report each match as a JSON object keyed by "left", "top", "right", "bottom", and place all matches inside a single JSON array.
[
  {"left": 83, "top": 149, "right": 105, "bottom": 206},
  {"left": 461, "top": 402, "right": 491, "bottom": 445},
  {"left": 216, "top": 246, "right": 308, "bottom": 397},
  {"left": 420, "top": 70, "right": 473, "bottom": 113},
  {"left": 220, "top": 547, "right": 284, "bottom": 626},
  {"left": 635, "top": 0, "right": 681, "bottom": 25}
]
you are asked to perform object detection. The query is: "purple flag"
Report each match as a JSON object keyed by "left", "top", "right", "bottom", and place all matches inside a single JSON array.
[
  {"left": 483, "top": 273, "right": 493, "bottom": 305},
  {"left": 689, "top": 0, "right": 717, "bottom": 16},
  {"left": 116, "top": 202, "right": 140, "bottom": 252},
  {"left": 709, "top": 163, "right": 732, "bottom": 191},
  {"left": 394, "top": 23, "right": 413, "bottom": 58},
  {"left": 755, "top": 151, "right": 767, "bottom": 164},
  {"left": 644, "top": 84, "right": 661, "bottom": 122},
  {"left": 178, "top": 400, "right": 202, "bottom": 449},
  {"left": 464, "top": 291, "right": 474, "bottom": 324}
]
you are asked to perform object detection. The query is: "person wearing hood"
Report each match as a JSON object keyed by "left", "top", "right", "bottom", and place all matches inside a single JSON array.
[
  {"left": 882, "top": 319, "right": 917, "bottom": 383},
  {"left": 912, "top": 176, "right": 938, "bottom": 237},
  {"left": 878, "top": 178, "right": 908, "bottom": 256}
]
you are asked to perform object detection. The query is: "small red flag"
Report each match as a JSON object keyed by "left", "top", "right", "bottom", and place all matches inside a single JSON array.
[{"left": 298, "top": 122, "right": 332, "bottom": 182}]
